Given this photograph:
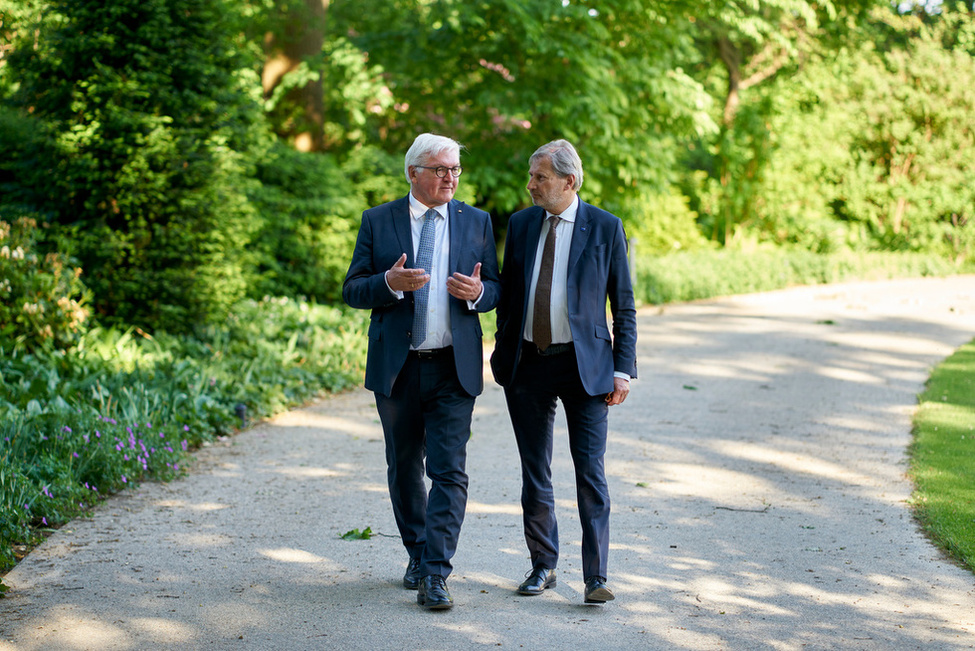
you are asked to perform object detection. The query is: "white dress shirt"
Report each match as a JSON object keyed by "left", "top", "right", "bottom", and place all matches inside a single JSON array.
[
  {"left": 406, "top": 194, "right": 451, "bottom": 350},
  {"left": 525, "top": 195, "right": 577, "bottom": 346}
]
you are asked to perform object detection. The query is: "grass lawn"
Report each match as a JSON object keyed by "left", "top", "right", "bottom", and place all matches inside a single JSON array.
[{"left": 910, "top": 338, "right": 975, "bottom": 572}]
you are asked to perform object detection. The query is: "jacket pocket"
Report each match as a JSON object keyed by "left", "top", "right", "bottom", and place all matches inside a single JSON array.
[
  {"left": 369, "top": 317, "right": 383, "bottom": 340},
  {"left": 595, "top": 324, "right": 611, "bottom": 341}
]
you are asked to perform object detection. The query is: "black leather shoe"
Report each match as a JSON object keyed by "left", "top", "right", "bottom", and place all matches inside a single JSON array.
[
  {"left": 417, "top": 575, "right": 453, "bottom": 610},
  {"left": 584, "top": 576, "right": 615, "bottom": 603},
  {"left": 517, "top": 567, "right": 557, "bottom": 595},
  {"left": 403, "top": 558, "right": 421, "bottom": 590}
]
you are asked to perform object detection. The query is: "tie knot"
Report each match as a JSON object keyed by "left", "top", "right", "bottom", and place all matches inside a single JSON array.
[{"left": 425, "top": 208, "right": 438, "bottom": 221}]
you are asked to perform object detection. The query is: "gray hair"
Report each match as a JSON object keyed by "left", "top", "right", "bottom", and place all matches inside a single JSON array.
[
  {"left": 404, "top": 133, "right": 462, "bottom": 184},
  {"left": 529, "top": 139, "right": 584, "bottom": 191}
]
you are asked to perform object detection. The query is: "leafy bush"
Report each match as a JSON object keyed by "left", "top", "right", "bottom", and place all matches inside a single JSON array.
[
  {"left": 2, "top": 0, "right": 267, "bottom": 334},
  {"left": 0, "top": 215, "right": 91, "bottom": 351},
  {"left": 247, "top": 143, "right": 404, "bottom": 302}
]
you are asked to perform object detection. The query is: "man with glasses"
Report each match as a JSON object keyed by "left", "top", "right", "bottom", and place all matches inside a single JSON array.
[
  {"left": 491, "top": 139, "right": 637, "bottom": 604},
  {"left": 343, "top": 133, "right": 501, "bottom": 610}
]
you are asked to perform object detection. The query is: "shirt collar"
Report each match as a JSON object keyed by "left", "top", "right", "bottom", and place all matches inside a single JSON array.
[
  {"left": 409, "top": 193, "right": 447, "bottom": 221},
  {"left": 547, "top": 194, "right": 579, "bottom": 223}
]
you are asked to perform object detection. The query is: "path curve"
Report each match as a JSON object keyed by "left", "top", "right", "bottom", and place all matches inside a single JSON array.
[{"left": 2, "top": 276, "right": 974, "bottom": 650}]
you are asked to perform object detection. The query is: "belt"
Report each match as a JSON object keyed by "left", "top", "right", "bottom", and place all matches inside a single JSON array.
[
  {"left": 523, "top": 341, "right": 574, "bottom": 357},
  {"left": 410, "top": 346, "right": 453, "bottom": 360}
]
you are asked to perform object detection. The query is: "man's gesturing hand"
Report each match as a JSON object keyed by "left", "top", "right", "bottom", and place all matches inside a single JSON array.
[
  {"left": 446, "top": 262, "right": 483, "bottom": 302},
  {"left": 386, "top": 253, "right": 430, "bottom": 292}
]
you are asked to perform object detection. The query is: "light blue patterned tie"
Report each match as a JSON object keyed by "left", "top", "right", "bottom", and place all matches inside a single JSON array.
[{"left": 412, "top": 208, "right": 437, "bottom": 346}]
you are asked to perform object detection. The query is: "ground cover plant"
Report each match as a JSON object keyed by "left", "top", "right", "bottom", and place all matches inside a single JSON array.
[
  {"left": 910, "top": 338, "right": 975, "bottom": 571},
  {"left": 0, "top": 297, "right": 367, "bottom": 584}
]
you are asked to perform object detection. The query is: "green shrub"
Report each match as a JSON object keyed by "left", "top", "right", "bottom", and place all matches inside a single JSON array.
[
  {"left": 2, "top": 0, "right": 267, "bottom": 334},
  {"left": 247, "top": 143, "right": 404, "bottom": 302}
]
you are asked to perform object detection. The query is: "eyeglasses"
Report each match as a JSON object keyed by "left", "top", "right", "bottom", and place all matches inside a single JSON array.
[{"left": 415, "top": 165, "right": 463, "bottom": 178}]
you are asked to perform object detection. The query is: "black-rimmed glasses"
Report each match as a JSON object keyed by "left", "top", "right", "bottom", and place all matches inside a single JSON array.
[{"left": 415, "top": 165, "right": 463, "bottom": 178}]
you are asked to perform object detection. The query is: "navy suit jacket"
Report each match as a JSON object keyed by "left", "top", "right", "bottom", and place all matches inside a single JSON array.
[
  {"left": 491, "top": 200, "right": 637, "bottom": 396},
  {"left": 343, "top": 195, "right": 501, "bottom": 398}
]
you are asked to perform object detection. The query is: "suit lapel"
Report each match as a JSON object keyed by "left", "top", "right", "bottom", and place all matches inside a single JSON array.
[
  {"left": 391, "top": 196, "right": 414, "bottom": 266},
  {"left": 448, "top": 199, "right": 462, "bottom": 275},
  {"left": 523, "top": 207, "right": 547, "bottom": 287},
  {"left": 567, "top": 200, "right": 591, "bottom": 275}
]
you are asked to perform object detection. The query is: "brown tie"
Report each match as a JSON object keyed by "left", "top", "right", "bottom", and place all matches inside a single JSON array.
[{"left": 532, "top": 215, "right": 560, "bottom": 351}]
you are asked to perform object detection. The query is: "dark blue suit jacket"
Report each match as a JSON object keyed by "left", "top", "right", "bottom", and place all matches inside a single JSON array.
[
  {"left": 491, "top": 200, "right": 637, "bottom": 395},
  {"left": 343, "top": 195, "right": 501, "bottom": 398}
]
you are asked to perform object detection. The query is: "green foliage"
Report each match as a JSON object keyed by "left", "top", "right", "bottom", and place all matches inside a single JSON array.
[
  {"left": 689, "top": 5, "right": 975, "bottom": 258},
  {"left": 1, "top": 0, "right": 268, "bottom": 334},
  {"left": 247, "top": 143, "right": 403, "bottom": 302},
  {"left": 340, "top": 527, "right": 373, "bottom": 540},
  {"left": 0, "top": 215, "right": 91, "bottom": 351},
  {"left": 328, "top": 0, "right": 716, "bottom": 217},
  {"left": 616, "top": 188, "right": 713, "bottom": 255},
  {"left": 910, "top": 338, "right": 975, "bottom": 571},
  {"left": 0, "top": 297, "right": 368, "bottom": 571}
]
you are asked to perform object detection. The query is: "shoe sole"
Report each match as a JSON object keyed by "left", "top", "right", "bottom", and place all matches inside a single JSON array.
[
  {"left": 584, "top": 587, "right": 615, "bottom": 603},
  {"left": 417, "top": 595, "right": 453, "bottom": 610},
  {"left": 516, "top": 579, "right": 556, "bottom": 595}
]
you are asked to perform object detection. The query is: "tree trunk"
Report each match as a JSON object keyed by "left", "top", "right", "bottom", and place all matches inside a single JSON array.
[{"left": 262, "top": 0, "right": 329, "bottom": 152}]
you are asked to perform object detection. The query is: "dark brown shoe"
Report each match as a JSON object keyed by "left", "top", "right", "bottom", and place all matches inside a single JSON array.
[
  {"left": 584, "top": 576, "right": 615, "bottom": 603},
  {"left": 517, "top": 567, "right": 557, "bottom": 595},
  {"left": 417, "top": 575, "right": 453, "bottom": 610}
]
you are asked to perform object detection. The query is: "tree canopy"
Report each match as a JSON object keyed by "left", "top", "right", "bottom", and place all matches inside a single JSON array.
[{"left": 0, "top": 0, "right": 972, "bottom": 332}]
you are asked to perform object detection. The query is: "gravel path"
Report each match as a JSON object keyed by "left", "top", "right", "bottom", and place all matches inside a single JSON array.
[{"left": 1, "top": 276, "right": 974, "bottom": 650}]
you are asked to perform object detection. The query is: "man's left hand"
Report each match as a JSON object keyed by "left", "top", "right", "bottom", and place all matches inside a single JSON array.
[
  {"left": 447, "top": 262, "right": 483, "bottom": 302},
  {"left": 605, "top": 377, "right": 629, "bottom": 406}
]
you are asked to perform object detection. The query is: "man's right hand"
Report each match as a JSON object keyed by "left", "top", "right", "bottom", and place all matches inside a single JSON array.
[{"left": 386, "top": 253, "right": 430, "bottom": 292}]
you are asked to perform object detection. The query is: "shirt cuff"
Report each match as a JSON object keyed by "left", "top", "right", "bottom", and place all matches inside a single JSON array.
[
  {"left": 385, "top": 270, "right": 404, "bottom": 299},
  {"left": 613, "top": 372, "right": 631, "bottom": 382},
  {"left": 466, "top": 284, "right": 485, "bottom": 310}
]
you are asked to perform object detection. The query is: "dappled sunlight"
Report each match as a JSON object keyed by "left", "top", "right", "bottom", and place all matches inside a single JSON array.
[
  {"left": 680, "top": 575, "right": 801, "bottom": 617},
  {"left": 710, "top": 441, "right": 876, "bottom": 488},
  {"left": 7, "top": 606, "right": 199, "bottom": 649},
  {"left": 817, "top": 412, "right": 904, "bottom": 434},
  {"left": 649, "top": 462, "right": 780, "bottom": 505},
  {"left": 166, "top": 532, "right": 234, "bottom": 548},
  {"left": 271, "top": 411, "right": 381, "bottom": 439},
  {"left": 125, "top": 618, "right": 198, "bottom": 645},
  {"left": 466, "top": 499, "right": 521, "bottom": 515},
  {"left": 816, "top": 365, "right": 886, "bottom": 385},
  {"left": 25, "top": 609, "right": 129, "bottom": 649},
  {"left": 665, "top": 359, "right": 778, "bottom": 383},
  {"left": 258, "top": 547, "right": 331, "bottom": 564},
  {"left": 152, "top": 499, "right": 229, "bottom": 512},
  {"left": 428, "top": 621, "right": 504, "bottom": 646},
  {"left": 270, "top": 466, "right": 347, "bottom": 479},
  {"left": 197, "top": 602, "right": 272, "bottom": 638},
  {"left": 662, "top": 555, "right": 718, "bottom": 573},
  {"left": 828, "top": 331, "right": 951, "bottom": 357}
]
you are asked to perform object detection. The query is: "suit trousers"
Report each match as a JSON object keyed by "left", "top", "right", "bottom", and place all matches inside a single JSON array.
[
  {"left": 375, "top": 351, "right": 473, "bottom": 579},
  {"left": 503, "top": 345, "right": 611, "bottom": 581}
]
